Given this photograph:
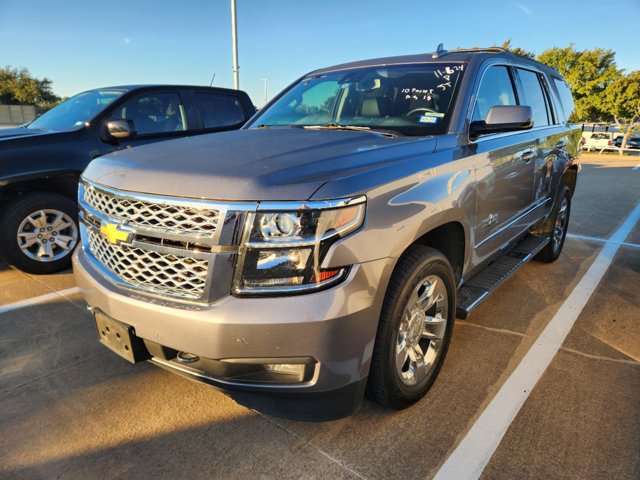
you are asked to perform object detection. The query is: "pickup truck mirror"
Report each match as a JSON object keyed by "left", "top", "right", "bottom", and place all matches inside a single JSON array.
[
  {"left": 470, "top": 105, "right": 533, "bottom": 139},
  {"left": 106, "top": 119, "right": 137, "bottom": 139}
]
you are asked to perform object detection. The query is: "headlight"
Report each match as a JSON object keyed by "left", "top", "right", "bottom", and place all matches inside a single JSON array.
[{"left": 232, "top": 196, "right": 366, "bottom": 295}]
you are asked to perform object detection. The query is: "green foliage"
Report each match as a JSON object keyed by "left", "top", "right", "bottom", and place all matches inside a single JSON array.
[
  {"left": 603, "top": 71, "right": 640, "bottom": 151},
  {"left": 500, "top": 40, "right": 536, "bottom": 59},
  {"left": 604, "top": 71, "right": 640, "bottom": 121},
  {"left": 537, "top": 45, "right": 621, "bottom": 122},
  {"left": 0, "top": 66, "right": 60, "bottom": 108}
]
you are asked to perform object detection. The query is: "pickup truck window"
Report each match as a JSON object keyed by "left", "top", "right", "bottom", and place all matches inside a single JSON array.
[
  {"left": 251, "top": 63, "right": 466, "bottom": 136},
  {"left": 194, "top": 92, "right": 246, "bottom": 128},
  {"left": 110, "top": 92, "right": 187, "bottom": 135},
  {"left": 27, "top": 90, "right": 124, "bottom": 131},
  {"left": 517, "top": 68, "right": 550, "bottom": 127},
  {"left": 472, "top": 66, "right": 517, "bottom": 122}
]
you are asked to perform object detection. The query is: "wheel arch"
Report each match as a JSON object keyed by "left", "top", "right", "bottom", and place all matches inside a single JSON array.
[
  {"left": 0, "top": 172, "right": 80, "bottom": 211},
  {"left": 563, "top": 164, "right": 578, "bottom": 197},
  {"left": 408, "top": 221, "right": 466, "bottom": 284}
]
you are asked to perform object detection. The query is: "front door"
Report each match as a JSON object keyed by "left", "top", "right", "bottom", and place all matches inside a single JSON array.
[
  {"left": 469, "top": 65, "right": 536, "bottom": 259},
  {"left": 98, "top": 90, "right": 191, "bottom": 157}
]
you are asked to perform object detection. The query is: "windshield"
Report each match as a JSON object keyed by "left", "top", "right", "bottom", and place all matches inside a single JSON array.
[
  {"left": 28, "top": 90, "right": 125, "bottom": 131},
  {"left": 251, "top": 63, "right": 466, "bottom": 136}
]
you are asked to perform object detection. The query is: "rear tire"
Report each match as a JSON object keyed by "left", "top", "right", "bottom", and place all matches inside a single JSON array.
[
  {"left": 0, "top": 192, "right": 79, "bottom": 274},
  {"left": 535, "top": 186, "right": 571, "bottom": 263},
  {"left": 367, "top": 245, "right": 456, "bottom": 409}
]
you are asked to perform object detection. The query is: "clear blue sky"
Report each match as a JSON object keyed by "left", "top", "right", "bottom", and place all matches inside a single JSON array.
[{"left": 1, "top": 0, "right": 638, "bottom": 106}]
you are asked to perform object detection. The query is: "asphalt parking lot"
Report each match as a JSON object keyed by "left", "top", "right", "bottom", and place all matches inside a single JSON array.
[{"left": 1, "top": 154, "right": 638, "bottom": 480}]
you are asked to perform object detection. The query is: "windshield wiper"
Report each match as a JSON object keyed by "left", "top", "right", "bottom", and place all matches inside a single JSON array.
[{"left": 303, "top": 123, "right": 399, "bottom": 137}]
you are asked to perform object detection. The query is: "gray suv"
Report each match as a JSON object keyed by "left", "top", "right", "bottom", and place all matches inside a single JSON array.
[{"left": 74, "top": 47, "right": 580, "bottom": 420}]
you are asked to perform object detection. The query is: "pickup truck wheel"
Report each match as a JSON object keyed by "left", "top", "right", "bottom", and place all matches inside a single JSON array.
[
  {"left": 0, "top": 193, "right": 79, "bottom": 274},
  {"left": 535, "top": 186, "right": 571, "bottom": 263},
  {"left": 367, "top": 245, "right": 455, "bottom": 409}
]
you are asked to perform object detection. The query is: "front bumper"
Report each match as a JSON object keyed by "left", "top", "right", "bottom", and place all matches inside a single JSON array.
[{"left": 73, "top": 247, "right": 394, "bottom": 419}]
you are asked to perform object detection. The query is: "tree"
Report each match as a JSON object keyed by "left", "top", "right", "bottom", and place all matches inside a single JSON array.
[
  {"left": 537, "top": 45, "right": 621, "bottom": 122},
  {"left": 0, "top": 66, "right": 60, "bottom": 108},
  {"left": 603, "top": 71, "right": 640, "bottom": 153},
  {"left": 500, "top": 39, "right": 536, "bottom": 59}
]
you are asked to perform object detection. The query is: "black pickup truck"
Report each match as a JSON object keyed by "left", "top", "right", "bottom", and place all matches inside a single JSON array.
[{"left": 0, "top": 85, "right": 255, "bottom": 274}]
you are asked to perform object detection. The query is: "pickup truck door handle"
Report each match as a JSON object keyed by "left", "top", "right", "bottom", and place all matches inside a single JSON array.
[
  {"left": 555, "top": 140, "right": 567, "bottom": 148},
  {"left": 520, "top": 149, "right": 537, "bottom": 163}
]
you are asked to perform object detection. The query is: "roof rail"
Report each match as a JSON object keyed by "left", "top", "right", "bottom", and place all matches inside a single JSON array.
[
  {"left": 430, "top": 46, "right": 509, "bottom": 59},
  {"left": 450, "top": 47, "right": 508, "bottom": 54}
]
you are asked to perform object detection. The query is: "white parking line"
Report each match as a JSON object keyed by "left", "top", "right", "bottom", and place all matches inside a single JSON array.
[
  {"left": 0, "top": 287, "right": 80, "bottom": 314},
  {"left": 433, "top": 201, "right": 640, "bottom": 480},
  {"left": 567, "top": 232, "right": 640, "bottom": 249},
  {"left": 632, "top": 164, "right": 640, "bottom": 171}
]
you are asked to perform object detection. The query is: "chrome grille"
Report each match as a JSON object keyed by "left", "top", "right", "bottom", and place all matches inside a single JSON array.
[
  {"left": 87, "top": 229, "right": 209, "bottom": 299},
  {"left": 83, "top": 183, "right": 220, "bottom": 235}
]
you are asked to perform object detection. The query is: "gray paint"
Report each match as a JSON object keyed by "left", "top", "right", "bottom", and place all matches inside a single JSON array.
[{"left": 75, "top": 49, "right": 581, "bottom": 415}]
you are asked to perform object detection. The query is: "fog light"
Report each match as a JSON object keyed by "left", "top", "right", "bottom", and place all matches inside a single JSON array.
[{"left": 264, "top": 363, "right": 306, "bottom": 379}]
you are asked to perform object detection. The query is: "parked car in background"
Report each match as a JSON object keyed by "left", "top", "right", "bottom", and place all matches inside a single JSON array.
[
  {"left": 74, "top": 47, "right": 580, "bottom": 419},
  {"left": 0, "top": 85, "right": 255, "bottom": 274},
  {"left": 581, "top": 131, "right": 612, "bottom": 151},
  {"left": 611, "top": 136, "right": 640, "bottom": 149}
]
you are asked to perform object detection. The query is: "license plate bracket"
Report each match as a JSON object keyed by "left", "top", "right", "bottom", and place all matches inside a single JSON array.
[{"left": 94, "top": 311, "right": 150, "bottom": 364}]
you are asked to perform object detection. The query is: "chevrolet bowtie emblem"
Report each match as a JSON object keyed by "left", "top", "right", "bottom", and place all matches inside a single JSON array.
[{"left": 100, "top": 222, "right": 132, "bottom": 245}]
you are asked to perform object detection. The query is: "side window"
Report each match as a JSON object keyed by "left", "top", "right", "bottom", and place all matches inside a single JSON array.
[
  {"left": 517, "top": 69, "right": 550, "bottom": 127},
  {"left": 472, "top": 66, "right": 517, "bottom": 122},
  {"left": 194, "top": 92, "right": 246, "bottom": 128},
  {"left": 553, "top": 78, "right": 576, "bottom": 123},
  {"left": 110, "top": 92, "right": 187, "bottom": 135}
]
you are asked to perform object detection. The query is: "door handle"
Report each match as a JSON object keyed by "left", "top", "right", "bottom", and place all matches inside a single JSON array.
[
  {"left": 520, "top": 149, "right": 536, "bottom": 163},
  {"left": 555, "top": 140, "right": 567, "bottom": 148}
]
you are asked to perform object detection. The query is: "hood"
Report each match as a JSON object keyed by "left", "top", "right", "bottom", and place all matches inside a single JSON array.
[{"left": 83, "top": 128, "right": 436, "bottom": 201}]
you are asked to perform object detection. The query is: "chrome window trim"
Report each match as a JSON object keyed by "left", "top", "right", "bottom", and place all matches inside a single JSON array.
[{"left": 472, "top": 124, "right": 564, "bottom": 143}]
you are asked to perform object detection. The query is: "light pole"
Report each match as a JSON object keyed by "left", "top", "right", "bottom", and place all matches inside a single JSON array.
[
  {"left": 231, "top": 0, "right": 239, "bottom": 89},
  {"left": 261, "top": 77, "right": 268, "bottom": 106}
]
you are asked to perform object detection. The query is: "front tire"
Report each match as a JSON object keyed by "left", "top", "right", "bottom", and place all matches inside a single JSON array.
[
  {"left": 0, "top": 192, "right": 79, "bottom": 274},
  {"left": 367, "top": 245, "right": 456, "bottom": 409}
]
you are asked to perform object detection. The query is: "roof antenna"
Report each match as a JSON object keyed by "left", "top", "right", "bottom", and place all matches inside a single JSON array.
[{"left": 432, "top": 43, "right": 448, "bottom": 59}]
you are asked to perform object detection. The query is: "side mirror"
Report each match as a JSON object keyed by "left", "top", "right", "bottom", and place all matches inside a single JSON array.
[
  {"left": 106, "top": 119, "right": 136, "bottom": 139},
  {"left": 470, "top": 105, "right": 533, "bottom": 139}
]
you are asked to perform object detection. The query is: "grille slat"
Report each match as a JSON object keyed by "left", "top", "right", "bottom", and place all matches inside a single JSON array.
[
  {"left": 81, "top": 182, "right": 220, "bottom": 301},
  {"left": 88, "top": 230, "right": 208, "bottom": 299},
  {"left": 83, "top": 185, "right": 220, "bottom": 236}
]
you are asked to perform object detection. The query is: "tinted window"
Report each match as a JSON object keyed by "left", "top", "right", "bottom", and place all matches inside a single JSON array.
[
  {"left": 110, "top": 92, "right": 187, "bottom": 135},
  {"left": 553, "top": 78, "right": 576, "bottom": 123},
  {"left": 517, "top": 69, "right": 550, "bottom": 127},
  {"left": 252, "top": 63, "right": 467, "bottom": 136},
  {"left": 472, "top": 66, "right": 517, "bottom": 122},
  {"left": 195, "top": 93, "right": 245, "bottom": 128},
  {"left": 28, "top": 90, "right": 123, "bottom": 131}
]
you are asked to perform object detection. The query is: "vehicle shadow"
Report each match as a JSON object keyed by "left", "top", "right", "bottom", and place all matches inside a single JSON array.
[{"left": 0, "top": 292, "right": 523, "bottom": 480}]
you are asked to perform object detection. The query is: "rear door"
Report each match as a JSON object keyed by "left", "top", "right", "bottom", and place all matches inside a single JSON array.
[
  {"left": 514, "top": 68, "right": 573, "bottom": 218},
  {"left": 185, "top": 90, "right": 252, "bottom": 134}
]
